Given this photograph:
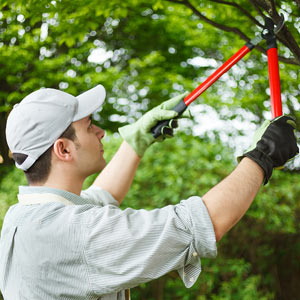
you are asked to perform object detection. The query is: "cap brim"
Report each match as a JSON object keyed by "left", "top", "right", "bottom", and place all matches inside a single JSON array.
[{"left": 73, "top": 84, "right": 106, "bottom": 122}]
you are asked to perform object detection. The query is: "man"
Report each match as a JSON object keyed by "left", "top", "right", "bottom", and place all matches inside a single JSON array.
[{"left": 0, "top": 84, "right": 298, "bottom": 300}]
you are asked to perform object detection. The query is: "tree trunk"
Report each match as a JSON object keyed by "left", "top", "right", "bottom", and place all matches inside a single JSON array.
[
  {"left": 0, "top": 112, "right": 13, "bottom": 165},
  {"left": 153, "top": 277, "right": 166, "bottom": 300}
]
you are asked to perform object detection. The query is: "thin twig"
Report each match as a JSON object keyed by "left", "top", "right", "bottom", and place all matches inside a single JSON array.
[
  {"left": 165, "top": 0, "right": 183, "bottom": 4},
  {"left": 269, "top": 0, "right": 276, "bottom": 15},
  {"left": 252, "top": 0, "right": 270, "bottom": 12},
  {"left": 209, "top": 0, "right": 263, "bottom": 28},
  {"left": 248, "top": 0, "right": 265, "bottom": 18},
  {"left": 183, "top": 0, "right": 251, "bottom": 40}
]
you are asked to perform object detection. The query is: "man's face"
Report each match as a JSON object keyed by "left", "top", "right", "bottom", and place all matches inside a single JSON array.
[{"left": 72, "top": 115, "right": 106, "bottom": 177}]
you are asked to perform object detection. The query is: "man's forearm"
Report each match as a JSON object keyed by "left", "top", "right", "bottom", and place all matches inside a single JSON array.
[
  {"left": 93, "top": 141, "right": 141, "bottom": 204},
  {"left": 202, "top": 157, "right": 264, "bottom": 242}
]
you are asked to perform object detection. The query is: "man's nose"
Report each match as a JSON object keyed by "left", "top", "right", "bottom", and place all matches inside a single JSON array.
[{"left": 94, "top": 125, "right": 105, "bottom": 139}]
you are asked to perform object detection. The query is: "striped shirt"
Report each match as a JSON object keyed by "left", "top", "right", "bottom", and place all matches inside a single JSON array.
[{"left": 0, "top": 185, "right": 217, "bottom": 299}]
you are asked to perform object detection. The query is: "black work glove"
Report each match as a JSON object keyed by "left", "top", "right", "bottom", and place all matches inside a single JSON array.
[{"left": 239, "top": 115, "right": 299, "bottom": 184}]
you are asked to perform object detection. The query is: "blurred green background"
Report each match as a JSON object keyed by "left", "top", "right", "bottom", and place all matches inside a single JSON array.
[{"left": 1, "top": 0, "right": 300, "bottom": 299}]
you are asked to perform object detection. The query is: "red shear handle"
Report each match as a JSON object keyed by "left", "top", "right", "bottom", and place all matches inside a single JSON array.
[
  {"left": 184, "top": 45, "right": 251, "bottom": 106},
  {"left": 151, "top": 43, "right": 254, "bottom": 138},
  {"left": 267, "top": 47, "right": 283, "bottom": 118}
]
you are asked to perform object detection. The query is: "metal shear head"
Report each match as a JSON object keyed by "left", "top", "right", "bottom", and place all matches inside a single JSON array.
[{"left": 262, "top": 14, "right": 285, "bottom": 38}]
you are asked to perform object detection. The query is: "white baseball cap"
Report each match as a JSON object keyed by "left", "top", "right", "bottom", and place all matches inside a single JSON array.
[{"left": 6, "top": 85, "right": 106, "bottom": 171}]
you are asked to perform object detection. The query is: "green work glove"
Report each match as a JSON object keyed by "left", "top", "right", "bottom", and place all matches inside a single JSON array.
[
  {"left": 118, "top": 92, "right": 190, "bottom": 157},
  {"left": 239, "top": 115, "right": 299, "bottom": 184}
]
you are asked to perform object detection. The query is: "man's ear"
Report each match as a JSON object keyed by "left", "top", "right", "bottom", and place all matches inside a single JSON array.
[{"left": 52, "top": 138, "right": 75, "bottom": 162}]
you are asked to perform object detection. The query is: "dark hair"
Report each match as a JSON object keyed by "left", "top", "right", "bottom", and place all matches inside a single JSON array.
[{"left": 12, "top": 124, "right": 77, "bottom": 185}]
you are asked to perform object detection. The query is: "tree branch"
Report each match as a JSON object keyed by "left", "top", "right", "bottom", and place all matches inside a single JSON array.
[
  {"left": 165, "top": 0, "right": 183, "bottom": 4},
  {"left": 251, "top": 0, "right": 270, "bottom": 12},
  {"left": 295, "top": 0, "right": 300, "bottom": 10},
  {"left": 274, "top": 55, "right": 299, "bottom": 65},
  {"left": 182, "top": 0, "right": 251, "bottom": 40},
  {"left": 269, "top": 0, "right": 277, "bottom": 15},
  {"left": 248, "top": 0, "right": 266, "bottom": 18},
  {"left": 209, "top": 0, "right": 263, "bottom": 28},
  {"left": 165, "top": 0, "right": 299, "bottom": 65}
]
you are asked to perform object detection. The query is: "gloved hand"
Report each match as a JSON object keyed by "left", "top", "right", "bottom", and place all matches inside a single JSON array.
[
  {"left": 239, "top": 115, "right": 299, "bottom": 184},
  {"left": 118, "top": 92, "right": 190, "bottom": 157}
]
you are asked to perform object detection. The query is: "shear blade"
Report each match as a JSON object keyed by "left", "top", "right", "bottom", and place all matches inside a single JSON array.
[{"left": 274, "top": 14, "right": 285, "bottom": 34}]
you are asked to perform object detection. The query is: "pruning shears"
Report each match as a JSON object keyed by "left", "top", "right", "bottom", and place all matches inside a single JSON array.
[{"left": 151, "top": 15, "right": 285, "bottom": 138}]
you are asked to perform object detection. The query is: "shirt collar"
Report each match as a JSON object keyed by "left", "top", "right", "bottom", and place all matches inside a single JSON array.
[{"left": 18, "top": 186, "right": 87, "bottom": 205}]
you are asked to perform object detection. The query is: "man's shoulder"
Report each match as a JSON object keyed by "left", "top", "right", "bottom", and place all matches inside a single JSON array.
[
  {"left": 2, "top": 201, "right": 99, "bottom": 229},
  {"left": 80, "top": 185, "right": 119, "bottom": 207}
]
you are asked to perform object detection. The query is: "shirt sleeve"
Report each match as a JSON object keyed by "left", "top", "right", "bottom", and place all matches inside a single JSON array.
[
  {"left": 80, "top": 185, "right": 119, "bottom": 207},
  {"left": 81, "top": 196, "right": 217, "bottom": 295}
]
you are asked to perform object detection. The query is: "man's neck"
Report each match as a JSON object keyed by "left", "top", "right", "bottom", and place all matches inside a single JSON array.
[{"left": 31, "top": 176, "right": 84, "bottom": 196}]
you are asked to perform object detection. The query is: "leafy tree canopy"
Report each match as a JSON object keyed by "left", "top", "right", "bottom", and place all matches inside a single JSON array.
[{"left": 0, "top": 0, "right": 299, "bottom": 164}]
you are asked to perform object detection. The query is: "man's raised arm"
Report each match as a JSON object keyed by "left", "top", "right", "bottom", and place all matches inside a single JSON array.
[
  {"left": 203, "top": 116, "right": 298, "bottom": 242},
  {"left": 93, "top": 93, "right": 189, "bottom": 204}
]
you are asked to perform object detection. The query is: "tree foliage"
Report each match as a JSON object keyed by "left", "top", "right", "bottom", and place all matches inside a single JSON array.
[
  {"left": 0, "top": 1, "right": 300, "bottom": 298},
  {"left": 0, "top": 0, "right": 299, "bottom": 162}
]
